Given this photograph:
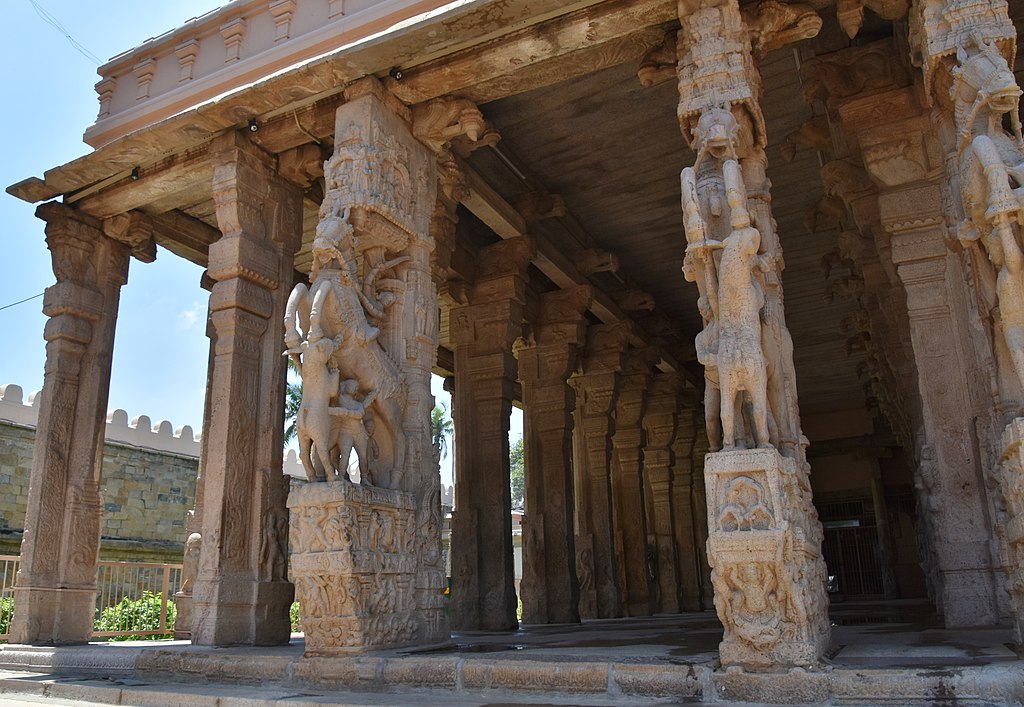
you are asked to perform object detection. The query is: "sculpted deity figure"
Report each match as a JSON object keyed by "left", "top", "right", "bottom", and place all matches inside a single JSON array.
[
  {"left": 953, "top": 35, "right": 1024, "bottom": 393},
  {"left": 721, "top": 562, "right": 784, "bottom": 649},
  {"left": 180, "top": 532, "right": 202, "bottom": 594}
]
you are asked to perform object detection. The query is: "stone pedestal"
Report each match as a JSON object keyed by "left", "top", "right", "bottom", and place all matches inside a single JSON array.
[
  {"left": 705, "top": 449, "right": 830, "bottom": 670},
  {"left": 289, "top": 482, "right": 417, "bottom": 654},
  {"left": 11, "top": 203, "right": 130, "bottom": 645}
]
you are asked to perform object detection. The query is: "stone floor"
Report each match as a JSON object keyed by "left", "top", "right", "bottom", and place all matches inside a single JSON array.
[{"left": 0, "top": 599, "right": 1020, "bottom": 705}]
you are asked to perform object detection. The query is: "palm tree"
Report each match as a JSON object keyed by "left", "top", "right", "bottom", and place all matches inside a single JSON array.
[
  {"left": 430, "top": 402, "right": 454, "bottom": 460},
  {"left": 284, "top": 358, "right": 302, "bottom": 445}
]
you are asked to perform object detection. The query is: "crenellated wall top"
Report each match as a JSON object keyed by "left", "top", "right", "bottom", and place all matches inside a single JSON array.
[
  {"left": 85, "top": 0, "right": 454, "bottom": 148},
  {"left": 0, "top": 383, "right": 306, "bottom": 477}
]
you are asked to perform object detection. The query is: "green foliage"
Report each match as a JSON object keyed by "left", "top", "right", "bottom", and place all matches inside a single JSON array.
[
  {"left": 510, "top": 436, "right": 525, "bottom": 509},
  {"left": 94, "top": 591, "right": 175, "bottom": 641},
  {"left": 0, "top": 597, "right": 13, "bottom": 638},
  {"left": 431, "top": 402, "right": 454, "bottom": 460},
  {"left": 290, "top": 601, "right": 301, "bottom": 633},
  {"left": 284, "top": 357, "right": 302, "bottom": 445}
]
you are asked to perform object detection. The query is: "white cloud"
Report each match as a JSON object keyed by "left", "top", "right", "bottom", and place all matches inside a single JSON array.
[{"left": 177, "top": 301, "right": 203, "bottom": 330}]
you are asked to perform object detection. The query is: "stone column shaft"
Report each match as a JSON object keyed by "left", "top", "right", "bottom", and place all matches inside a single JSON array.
[
  {"left": 869, "top": 468, "right": 899, "bottom": 599},
  {"left": 191, "top": 131, "right": 300, "bottom": 646},
  {"left": 690, "top": 428, "right": 715, "bottom": 610},
  {"left": 451, "top": 368, "right": 516, "bottom": 629},
  {"left": 672, "top": 405, "right": 702, "bottom": 611},
  {"left": 642, "top": 374, "right": 685, "bottom": 614},
  {"left": 11, "top": 202, "right": 130, "bottom": 645},
  {"left": 570, "top": 324, "right": 633, "bottom": 619},
  {"left": 448, "top": 240, "right": 532, "bottom": 632},
  {"left": 517, "top": 286, "right": 591, "bottom": 624},
  {"left": 611, "top": 365, "right": 652, "bottom": 617},
  {"left": 886, "top": 218, "right": 1000, "bottom": 624},
  {"left": 571, "top": 373, "right": 622, "bottom": 619}
]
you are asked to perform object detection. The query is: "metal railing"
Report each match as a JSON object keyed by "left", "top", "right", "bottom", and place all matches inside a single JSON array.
[{"left": 0, "top": 556, "right": 182, "bottom": 641}]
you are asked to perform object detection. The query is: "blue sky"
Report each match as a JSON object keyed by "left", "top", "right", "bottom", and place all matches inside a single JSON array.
[{"left": 0, "top": 0, "right": 524, "bottom": 488}]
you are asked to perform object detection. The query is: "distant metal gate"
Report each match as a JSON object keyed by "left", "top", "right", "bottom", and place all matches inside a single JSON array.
[{"left": 818, "top": 498, "right": 885, "bottom": 597}]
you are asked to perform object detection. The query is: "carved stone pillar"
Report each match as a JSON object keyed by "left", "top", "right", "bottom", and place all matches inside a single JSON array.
[
  {"left": 903, "top": 0, "right": 1020, "bottom": 629},
  {"left": 642, "top": 373, "right": 684, "bottom": 614},
  {"left": 569, "top": 324, "right": 632, "bottom": 619},
  {"left": 799, "top": 39, "right": 1004, "bottom": 625},
  {"left": 610, "top": 354, "right": 653, "bottom": 617},
  {"left": 870, "top": 467, "right": 900, "bottom": 600},
  {"left": 690, "top": 425, "right": 715, "bottom": 610},
  {"left": 173, "top": 276, "right": 215, "bottom": 640},
  {"left": 284, "top": 79, "right": 446, "bottom": 652},
  {"left": 448, "top": 238, "right": 533, "bottom": 632},
  {"left": 882, "top": 196, "right": 1001, "bottom": 625},
  {"left": 190, "top": 131, "right": 300, "bottom": 646},
  {"left": 672, "top": 401, "right": 702, "bottom": 612},
  {"left": 10, "top": 203, "right": 130, "bottom": 645},
  {"left": 517, "top": 286, "right": 592, "bottom": 624},
  {"left": 672, "top": 0, "right": 830, "bottom": 668}
]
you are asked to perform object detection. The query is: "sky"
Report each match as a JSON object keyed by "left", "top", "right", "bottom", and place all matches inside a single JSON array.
[{"left": 0, "top": 0, "right": 523, "bottom": 488}]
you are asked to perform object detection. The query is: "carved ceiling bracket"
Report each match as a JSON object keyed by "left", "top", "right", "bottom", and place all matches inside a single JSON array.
[
  {"left": 103, "top": 210, "right": 157, "bottom": 263},
  {"left": 413, "top": 97, "right": 497, "bottom": 154}
]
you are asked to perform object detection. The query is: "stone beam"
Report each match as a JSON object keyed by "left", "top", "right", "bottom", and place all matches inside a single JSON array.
[
  {"left": 149, "top": 210, "right": 221, "bottom": 266},
  {"left": 70, "top": 148, "right": 213, "bottom": 220},
  {"left": 386, "top": 0, "right": 675, "bottom": 105},
  {"left": 456, "top": 157, "right": 686, "bottom": 378}
]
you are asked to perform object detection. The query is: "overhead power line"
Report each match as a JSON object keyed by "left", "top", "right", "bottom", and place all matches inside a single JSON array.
[
  {"left": 27, "top": 0, "right": 103, "bottom": 65},
  {"left": 0, "top": 292, "right": 44, "bottom": 313}
]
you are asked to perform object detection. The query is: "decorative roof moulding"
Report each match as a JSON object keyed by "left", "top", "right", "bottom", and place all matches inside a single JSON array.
[
  {"left": 8, "top": 0, "right": 640, "bottom": 205},
  {"left": 83, "top": 0, "right": 461, "bottom": 148}
]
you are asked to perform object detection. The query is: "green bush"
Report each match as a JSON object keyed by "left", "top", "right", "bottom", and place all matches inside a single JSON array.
[
  {"left": 94, "top": 591, "right": 175, "bottom": 641},
  {"left": 0, "top": 596, "right": 13, "bottom": 637},
  {"left": 290, "top": 601, "right": 301, "bottom": 633}
]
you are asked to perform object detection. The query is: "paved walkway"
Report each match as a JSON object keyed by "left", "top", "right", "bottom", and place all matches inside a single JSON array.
[{"left": 0, "top": 600, "right": 1018, "bottom": 705}]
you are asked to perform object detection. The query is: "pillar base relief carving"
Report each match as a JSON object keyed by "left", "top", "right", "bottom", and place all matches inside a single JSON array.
[
  {"left": 996, "top": 418, "right": 1024, "bottom": 640},
  {"left": 289, "top": 482, "right": 417, "bottom": 655},
  {"left": 705, "top": 448, "right": 829, "bottom": 670}
]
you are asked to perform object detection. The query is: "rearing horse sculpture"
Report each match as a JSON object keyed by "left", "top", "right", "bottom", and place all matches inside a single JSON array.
[
  {"left": 285, "top": 209, "right": 410, "bottom": 489},
  {"left": 954, "top": 35, "right": 1024, "bottom": 391}
]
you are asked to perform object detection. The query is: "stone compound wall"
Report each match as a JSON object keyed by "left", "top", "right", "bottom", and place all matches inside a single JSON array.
[{"left": 0, "top": 383, "right": 304, "bottom": 563}]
